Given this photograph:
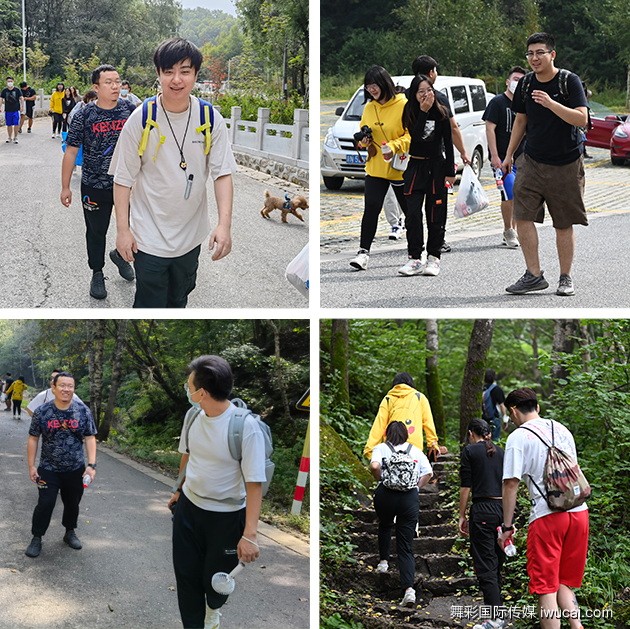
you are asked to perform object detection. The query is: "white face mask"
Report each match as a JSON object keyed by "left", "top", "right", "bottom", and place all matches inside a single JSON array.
[
  {"left": 508, "top": 80, "right": 519, "bottom": 94},
  {"left": 7, "top": 82, "right": 13, "bottom": 89},
  {"left": 121, "top": 89, "right": 128, "bottom": 96}
]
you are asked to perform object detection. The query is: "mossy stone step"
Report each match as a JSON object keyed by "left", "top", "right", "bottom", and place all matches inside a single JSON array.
[
  {"left": 352, "top": 532, "right": 456, "bottom": 555},
  {"left": 350, "top": 521, "right": 457, "bottom": 539}
]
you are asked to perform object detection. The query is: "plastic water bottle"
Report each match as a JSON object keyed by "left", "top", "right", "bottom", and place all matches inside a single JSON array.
[
  {"left": 446, "top": 163, "right": 457, "bottom": 195},
  {"left": 497, "top": 526, "right": 516, "bottom": 557},
  {"left": 495, "top": 170, "right": 505, "bottom": 194},
  {"left": 381, "top": 142, "right": 392, "bottom": 162},
  {"left": 83, "top": 474, "right": 92, "bottom": 488}
]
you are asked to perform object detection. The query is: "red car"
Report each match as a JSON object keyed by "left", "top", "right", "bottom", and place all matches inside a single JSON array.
[{"left": 585, "top": 101, "right": 630, "bottom": 165}]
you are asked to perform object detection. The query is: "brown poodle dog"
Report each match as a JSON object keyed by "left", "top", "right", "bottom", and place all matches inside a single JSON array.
[{"left": 260, "top": 190, "right": 308, "bottom": 223}]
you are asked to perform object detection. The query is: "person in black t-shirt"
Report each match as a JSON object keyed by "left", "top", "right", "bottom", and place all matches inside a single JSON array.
[
  {"left": 459, "top": 418, "right": 506, "bottom": 629},
  {"left": 503, "top": 33, "right": 589, "bottom": 298},
  {"left": 4, "top": 372, "right": 14, "bottom": 411},
  {"left": 483, "top": 66, "right": 527, "bottom": 249},
  {"left": 1, "top": 76, "right": 24, "bottom": 144},
  {"left": 61, "top": 64, "right": 136, "bottom": 301},
  {"left": 19, "top": 81, "right": 37, "bottom": 134}
]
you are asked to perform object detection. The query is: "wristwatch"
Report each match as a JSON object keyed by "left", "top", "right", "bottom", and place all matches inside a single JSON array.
[
  {"left": 87, "top": 463, "right": 97, "bottom": 470},
  {"left": 501, "top": 523, "right": 514, "bottom": 532}
]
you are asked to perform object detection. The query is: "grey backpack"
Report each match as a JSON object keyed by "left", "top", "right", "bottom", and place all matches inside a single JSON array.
[
  {"left": 382, "top": 443, "right": 419, "bottom": 491},
  {"left": 174, "top": 399, "right": 275, "bottom": 503}
]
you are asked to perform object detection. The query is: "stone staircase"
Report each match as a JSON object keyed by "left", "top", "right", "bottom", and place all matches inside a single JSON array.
[{"left": 325, "top": 454, "right": 487, "bottom": 628}]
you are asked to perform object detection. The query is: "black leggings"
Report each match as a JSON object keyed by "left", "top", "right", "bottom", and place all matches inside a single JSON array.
[
  {"left": 31, "top": 466, "right": 85, "bottom": 536},
  {"left": 373, "top": 484, "right": 418, "bottom": 590},
  {"left": 469, "top": 500, "right": 505, "bottom": 608},
  {"left": 360, "top": 176, "right": 408, "bottom": 252},
  {"left": 52, "top": 112, "right": 63, "bottom": 134},
  {"left": 172, "top": 491, "right": 246, "bottom": 627},
  {"left": 12, "top": 399, "right": 21, "bottom": 416}
]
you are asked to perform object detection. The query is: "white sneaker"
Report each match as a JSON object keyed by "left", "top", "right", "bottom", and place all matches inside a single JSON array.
[
  {"left": 473, "top": 620, "right": 505, "bottom": 629},
  {"left": 205, "top": 607, "right": 221, "bottom": 629},
  {"left": 375, "top": 560, "right": 388, "bottom": 573},
  {"left": 502, "top": 228, "right": 519, "bottom": 248},
  {"left": 423, "top": 255, "right": 440, "bottom": 276},
  {"left": 389, "top": 223, "right": 403, "bottom": 240},
  {"left": 398, "top": 258, "right": 424, "bottom": 276},
  {"left": 401, "top": 588, "right": 416, "bottom": 608},
  {"left": 350, "top": 249, "right": 369, "bottom": 270}
]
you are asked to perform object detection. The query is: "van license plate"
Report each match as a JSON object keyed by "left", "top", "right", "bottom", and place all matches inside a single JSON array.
[{"left": 346, "top": 154, "right": 362, "bottom": 164}]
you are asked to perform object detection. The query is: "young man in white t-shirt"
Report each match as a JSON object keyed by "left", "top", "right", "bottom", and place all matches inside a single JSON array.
[
  {"left": 26, "top": 369, "right": 84, "bottom": 417},
  {"left": 110, "top": 38, "right": 238, "bottom": 308},
  {"left": 168, "top": 355, "right": 266, "bottom": 629},
  {"left": 499, "top": 388, "right": 588, "bottom": 629}
]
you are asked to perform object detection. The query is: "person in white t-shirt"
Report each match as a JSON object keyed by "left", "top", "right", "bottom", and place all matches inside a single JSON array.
[
  {"left": 499, "top": 388, "right": 588, "bottom": 629},
  {"left": 167, "top": 355, "right": 266, "bottom": 629},
  {"left": 369, "top": 420, "right": 432, "bottom": 609},
  {"left": 119, "top": 80, "right": 142, "bottom": 106},
  {"left": 110, "top": 38, "right": 238, "bottom": 308},
  {"left": 27, "top": 368, "right": 84, "bottom": 417}
]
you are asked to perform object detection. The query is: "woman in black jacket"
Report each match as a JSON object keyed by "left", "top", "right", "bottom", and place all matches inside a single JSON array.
[
  {"left": 399, "top": 75, "right": 456, "bottom": 278},
  {"left": 61, "top": 88, "right": 76, "bottom": 133}
]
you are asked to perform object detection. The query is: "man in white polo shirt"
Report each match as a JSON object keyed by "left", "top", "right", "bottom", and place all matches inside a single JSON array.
[{"left": 167, "top": 355, "right": 266, "bottom": 629}]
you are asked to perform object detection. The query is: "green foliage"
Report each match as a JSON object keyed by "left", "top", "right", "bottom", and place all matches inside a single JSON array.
[
  {"left": 213, "top": 89, "right": 306, "bottom": 122},
  {"left": 181, "top": 7, "right": 239, "bottom": 47},
  {"left": 320, "top": 612, "right": 365, "bottom": 629}
]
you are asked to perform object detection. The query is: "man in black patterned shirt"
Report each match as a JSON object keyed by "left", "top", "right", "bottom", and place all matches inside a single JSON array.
[{"left": 61, "top": 64, "right": 136, "bottom": 300}]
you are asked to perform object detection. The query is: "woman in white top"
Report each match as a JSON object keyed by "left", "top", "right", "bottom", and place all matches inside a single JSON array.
[{"left": 369, "top": 420, "right": 432, "bottom": 608}]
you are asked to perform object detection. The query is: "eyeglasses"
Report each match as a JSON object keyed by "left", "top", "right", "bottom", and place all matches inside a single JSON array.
[
  {"left": 525, "top": 50, "right": 554, "bottom": 59},
  {"left": 365, "top": 84, "right": 379, "bottom": 92},
  {"left": 56, "top": 385, "right": 74, "bottom": 391},
  {"left": 184, "top": 382, "right": 201, "bottom": 397},
  {"left": 417, "top": 90, "right": 432, "bottom": 97},
  {"left": 102, "top": 80, "right": 121, "bottom": 87}
]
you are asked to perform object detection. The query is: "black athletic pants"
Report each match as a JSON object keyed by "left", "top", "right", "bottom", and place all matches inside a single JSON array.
[
  {"left": 133, "top": 245, "right": 201, "bottom": 309},
  {"left": 373, "top": 484, "right": 418, "bottom": 590},
  {"left": 81, "top": 183, "right": 114, "bottom": 272},
  {"left": 403, "top": 160, "right": 448, "bottom": 259},
  {"left": 52, "top": 112, "right": 63, "bottom": 134},
  {"left": 31, "top": 466, "right": 85, "bottom": 537},
  {"left": 360, "top": 175, "right": 408, "bottom": 252},
  {"left": 469, "top": 500, "right": 505, "bottom": 608},
  {"left": 172, "top": 491, "right": 246, "bottom": 628},
  {"left": 12, "top": 399, "right": 21, "bottom": 416}
]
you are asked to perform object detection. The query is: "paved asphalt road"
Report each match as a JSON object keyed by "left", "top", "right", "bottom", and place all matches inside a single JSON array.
[
  {"left": 0, "top": 118, "right": 309, "bottom": 309},
  {"left": 0, "top": 412, "right": 310, "bottom": 629},
  {"left": 321, "top": 211, "right": 630, "bottom": 309}
]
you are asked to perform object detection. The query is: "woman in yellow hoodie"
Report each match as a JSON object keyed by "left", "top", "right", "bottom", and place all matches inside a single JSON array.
[
  {"left": 364, "top": 372, "right": 442, "bottom": 460},
  {"left": 6, "top": 375, "right": 27, "bottom": 420},
  {"left": 50, "top": 82, "right": 65, "bottom": 139},
  {"left": 350, "top": 66, "right": 411, "bottom": 271}
]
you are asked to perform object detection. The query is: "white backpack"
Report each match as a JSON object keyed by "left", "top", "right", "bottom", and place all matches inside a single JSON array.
[{"left": 382, "top": 443, "right": 419, "bottom": 491}]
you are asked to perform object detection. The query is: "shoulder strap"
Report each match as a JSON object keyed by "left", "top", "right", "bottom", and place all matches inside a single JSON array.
[
  {"left": 195, "top": 97, "right": 214, "bottom": 155},
  {"left": 557, "top": 69, "right": 571, "bottom": 100},
  {"left": 405, "top": 443, "right": 413, "bottom": 455},
  {"left": 386, "top": 442, "right": 396, "bottom": 454},
  {"left": 139, "top": 95, "right": 165, "bottom": 160},
  {"left": 521, "top": 72, "right": 535, "bottom": 101},
  {"left": 520, "top": 423, "right": 552, "bottom": 449},
  {"left": 228, "top": 404, "right": 250, "bottom": 462}
]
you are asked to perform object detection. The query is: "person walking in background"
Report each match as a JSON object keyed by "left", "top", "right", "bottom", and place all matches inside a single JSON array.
[
  {"left": 459, "top": 418, "right": 506, "bottom": 629},
  {"left": 50, "top": 82, "right": 65, "bottom": 138},
  {"left": 62, "top": 87, "right": 76, "bottom": 133},
  {"left": 61, "top": 64, "right": 136, "bottom": 301},
  {"left": 1, "top": 76, "right": 24, "bottom": 144},
  {"left": 111, "top": 38, "right": 237, "bottom": 308},
  {"left": 499, "top": 387, "right": 589, "bottom": 629},
  {"left": 70, "top": 86, "right": 81, "bottom": 102},
  {"left": 120, "top": 80, "right": 142, "bottom": 106},
  {"left": 349, "top": 66, "right": 410, "bottom": 271},
  {"left": 68, "top": 90, "right": 97, "bottom": 125},
  {"left": 6, "top": 375, "right": 27, "bottom": 420},
  {"left": 19, "top": 81, "right": 37, "bottom": 134},
  {"left": 503, "top": 32, "right": 589, "bottom": 297},
  {"left": 27, "top": 368, "right": 84, "bottom": 417},
  {"left": 481, "top": 369, "right": 508, "bottom": 441},
  {"left": 398, "top": 74, "right": 456, "bottom": 278},
  {"left": 4, "top": 373, "right": 14, "bottom": 412},
  {"left": 369, "top": 421, "right": 432, "bottom": 608},
  {"left": 25, "top": 372, "right": 97, "bottom": 558},
  {"left": 483, "top": 65, "right": 527, "bottom": 248}
]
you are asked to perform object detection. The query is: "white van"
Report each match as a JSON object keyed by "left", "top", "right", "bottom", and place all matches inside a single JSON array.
[{"left": 321, "top": 75, "right": 489, "bottom": 190}]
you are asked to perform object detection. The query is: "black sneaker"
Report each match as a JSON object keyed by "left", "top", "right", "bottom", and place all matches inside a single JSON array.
[
  {"left": 27, "top": 128, "right": 31, "bottom": 133},
  {"left": 441, "top": 241, "right": 451, "bottom": 253},
  {"left": 25, "top": 536, "right": 42, "bottom": 557},
  {"left": 63, "top": 530, "right": 82, "bottom": 549},
  {"left": 556, "top": 273, "right": 575, "bottom": 296},
  {"left": 90, "top": 272, "right": 107, "bottom": 299},
  {"left": 109, "top": 249, "right": 135, "bottom": 281},
  {"left": 506, "top": 269, "right": 549, "bottom": 294}
]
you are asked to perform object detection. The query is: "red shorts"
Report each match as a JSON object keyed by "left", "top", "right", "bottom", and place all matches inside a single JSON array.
[{"left": 527, "top": 509, "right": 589, "bottom": 594}]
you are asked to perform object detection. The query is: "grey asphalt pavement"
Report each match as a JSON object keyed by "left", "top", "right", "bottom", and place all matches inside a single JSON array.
[
  {"left": 321, "top": 211, "right": 630, "bottom": 308},
  {"left": 0, "top": 117, "right": 308, "bottom": 308},
  {"left": 0, "top": 412, "right": 309, "bottom": 629}
]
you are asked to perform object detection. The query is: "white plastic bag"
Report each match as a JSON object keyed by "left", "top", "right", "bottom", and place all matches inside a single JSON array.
[
  {"left": 285, "top": 243, "right": 309, "bottom": 299},
  {"left": 454, "top": 165, "right": 490, "bottom": 218}
]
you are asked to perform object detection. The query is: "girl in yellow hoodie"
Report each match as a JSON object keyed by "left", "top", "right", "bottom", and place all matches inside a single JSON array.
[
  {"left": 350, "top": 66, "right": 411, "bottom": 271},
  {"left": 6, "top": 375, "right": 27, "bottom": 420},
  {"left": 50, "top": 82, "right": 65, "bottom": 139}
]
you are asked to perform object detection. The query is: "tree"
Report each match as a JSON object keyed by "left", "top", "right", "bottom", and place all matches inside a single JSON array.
[
  {"left": 266, "top": 319, "right": 296, "bottom": 437},
  {"left": 459, "top": 319, "right": 495, "bottom": 442},
  {"left": 87, "top": 319, "right": 106, "bottom": 425},
  {"left": 550, "top": 319, "right": 579, "bottom": 393},
  {"left": 330, "top": 319, "right": 350, "bottom": 416},
  {"left": 98, "top": 320, "right": 128, "bottom": 441},
  {"left": 425, "top": 319, "right": 446, "bottom": 441}
]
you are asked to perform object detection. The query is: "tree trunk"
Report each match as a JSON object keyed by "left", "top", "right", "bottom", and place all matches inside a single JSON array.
[
  {"left": 266, "top": 320, "right": 297, "bottom": 438},
  {"left": 425, "top": 319, "right": 446, "bottom": 441},
  {"left": 550, "top": 319, "right": 579, "bottom": 393},
  {"left": 98, "top": 320, "right": 128, "bottom": 441},
  {"left": 92, "top": 320, "right": 106, "bottom": 426},
  {"left": 529, "top": 319, "right": 541, "bottom": 384},
  {"left": 330, "top": 319, "right": 350, "bottom": 416},
  {"left": 460, "top": 320, "right": 495, "bottom": 442},
  {"left": 579, "top": 324, "right": 592, "bottom": 372}
]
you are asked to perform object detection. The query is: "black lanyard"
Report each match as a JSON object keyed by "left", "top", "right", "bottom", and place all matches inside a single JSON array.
[{"left": 160, "top": 96, "right": 192, "bottom": 172}]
